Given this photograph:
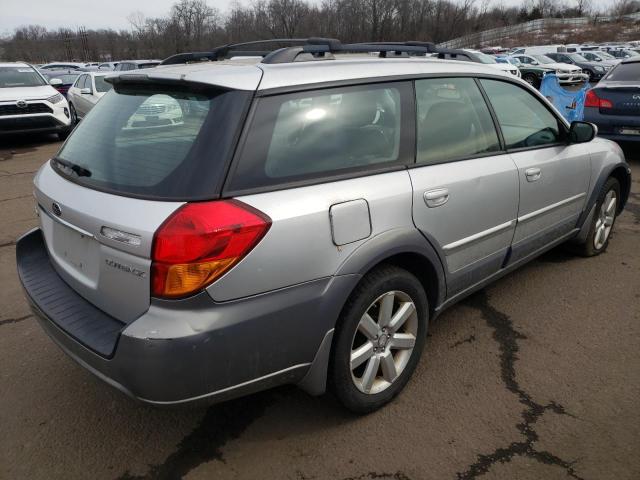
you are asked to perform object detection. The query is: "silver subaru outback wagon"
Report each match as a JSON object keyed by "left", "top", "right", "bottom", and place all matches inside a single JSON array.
[{"left": 16, "top": 40, "right": 631, "bottom": 413}]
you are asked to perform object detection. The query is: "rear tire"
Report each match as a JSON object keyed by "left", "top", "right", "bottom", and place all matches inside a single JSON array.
[
  {"left": 329, "top": 265, "right": 428, "bottom": 413},
  {"left": 574, "top": 177, "right": 620, "bottom": 257},
  {"left": 69, "top": 102, "right": 78, "bottom": 126}
]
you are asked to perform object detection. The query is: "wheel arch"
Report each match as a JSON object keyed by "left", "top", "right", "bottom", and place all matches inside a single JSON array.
[
  {"left": 334, "top": 228, "right": 447, "bottom": 316},
  {"left": 610, "top": 164, "right": 631, "bottom": 213}
]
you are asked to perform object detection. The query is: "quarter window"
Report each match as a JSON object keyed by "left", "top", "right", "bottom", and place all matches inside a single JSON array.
[
  {"left": 227, "top": 82, "right": 412, "bottom": 192},
  {"left": 415, "top": 78, "right": 501, "bottom": 164},
  {"left": 480, "top": 79, "right": 562, "bottom": 149}
]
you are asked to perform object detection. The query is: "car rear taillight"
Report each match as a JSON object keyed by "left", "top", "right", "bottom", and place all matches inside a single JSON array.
[
  {"left": 585, "top": 89, "right": 613, "bottom": 109},
  {"left": 151, "top": 200, "right": 271, "bottom": 299}
]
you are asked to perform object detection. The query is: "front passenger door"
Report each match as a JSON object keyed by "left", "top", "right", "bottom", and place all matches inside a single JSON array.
[
  {"left": 409, "top": 78, "right": 519, "bottom": 298},
  {"left": 480, "top": 79, "right": 591, "bottom": 264}
]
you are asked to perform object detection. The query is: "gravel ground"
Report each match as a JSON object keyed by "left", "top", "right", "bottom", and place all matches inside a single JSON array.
[{"left": 0, "top": 135, "right": 638, "bottom": 480}]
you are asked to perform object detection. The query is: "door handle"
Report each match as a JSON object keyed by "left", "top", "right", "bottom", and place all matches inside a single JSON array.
[
  {"left": 525, "top": 167, "right": 541, "bottom": 182},
  {"left": 424, "top": 188, "right": 449, "bottom": 208}
]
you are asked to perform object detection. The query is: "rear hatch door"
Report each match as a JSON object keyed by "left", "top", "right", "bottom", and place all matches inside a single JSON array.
[{"left": 35, "top": 78, "right": 254, "bottom": 323}]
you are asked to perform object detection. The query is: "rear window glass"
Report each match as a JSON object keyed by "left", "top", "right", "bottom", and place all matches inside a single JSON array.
[
  {"left": 226, "top": 82, "right": 413, "bottom": 193},
  {"left": 53, "top": 84, "right": 251, "bottom": 200},
  {"left": 604, "top": 62, "right": 640, "bottom": 81}
]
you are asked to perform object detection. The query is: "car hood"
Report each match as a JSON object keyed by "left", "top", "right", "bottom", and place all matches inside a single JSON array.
[
  {"left": 487, "top": 63, "right": 518, "bottom": 73},
  {"left": 543, "top": 62, "right": 581, "bottom": 72},
  {"left": 0, "top": 85, "right": 59, "bottom": 102}
]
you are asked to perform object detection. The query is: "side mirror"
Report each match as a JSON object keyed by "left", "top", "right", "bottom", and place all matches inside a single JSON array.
[
  {"left": 569, "top": 121, "right": 597, "bottom": 143},
  {"left": 49, "top": 78, "right": 62, "bottom": 86},
  {"left": 80, "top": 88, "right": 92, "bottom": 95},
  {"left": 532, "top": 61, "right": 539, "bottom": 65}
]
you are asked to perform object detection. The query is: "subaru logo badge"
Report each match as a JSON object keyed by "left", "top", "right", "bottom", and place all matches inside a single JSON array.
[
  {"left": 16, "top": 100, "right": 28, "bottom": 108},
  {"left": 52, "top": 202, "right": 62, "bottom": 217},
  {"left": 633, "top": 94, "right": 640, "bottom": 100}
]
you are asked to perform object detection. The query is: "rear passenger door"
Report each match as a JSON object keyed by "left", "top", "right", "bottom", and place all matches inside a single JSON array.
[
  {"left": 409, "top": 78, "right": 519, "bottom": 298},
  {"left": 479, "top": 79, "right": 591, "bottom": 264}
]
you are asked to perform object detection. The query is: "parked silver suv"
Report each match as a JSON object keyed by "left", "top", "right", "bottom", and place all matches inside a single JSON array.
[{"left": 16, "top": 40, "right": 631, "bottom": 413}]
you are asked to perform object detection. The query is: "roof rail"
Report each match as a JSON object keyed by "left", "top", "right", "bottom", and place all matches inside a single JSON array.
[
  {"left": 160, "top": 38, "right": 446, "bottom": 66},
  {"left": 160, "top": 39, "right": 310, "bottom": 65}
]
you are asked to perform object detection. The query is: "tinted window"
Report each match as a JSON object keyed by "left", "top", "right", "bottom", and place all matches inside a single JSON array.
[
  {"left": 604, "top": 62, "right": 640, "bottom": 81},
  {"left": 416, "top": 78, "right": 500, "bottom": 164},
  {"left": 227, "top": 83, "right": 412, "bottom": 192},
  {"left": 138, "top": 63, "right": 159, "bottom": 69},
  {"left": 481, "top": 79, "right": 562, "bottom": 149},
  {"left": 53, "top": 85, "right": 252, "bottom": 200}
]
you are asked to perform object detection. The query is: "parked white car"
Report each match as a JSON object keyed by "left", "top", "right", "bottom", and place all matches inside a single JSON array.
[
  {"left": 511, "top": 54, "right": 588, "bottom": 84},
  {"left": 67, "top": 72, "right": 184, "bottom": 130},
  {"left": 66, "top": 72, "right": 113, "bottom": 122},
  {"left": 0, "top": 62, "right": 72, "bottom": 139}
]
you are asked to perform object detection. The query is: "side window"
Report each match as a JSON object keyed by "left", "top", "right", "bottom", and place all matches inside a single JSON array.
[
  {"left": 227, "top": 82, "right": 411, "bottom": 192},
  {"left": 415, "top": 78, "right": 501, "bottom": 165},
  {"left": 79, "top": 75, "right": 88, "bottom": 89},
  {"left": 73, "top": 75, "right": 83, "bottom": 87},
  {"left": 480, "top": 79, "right": 562, "bottom": 149}
]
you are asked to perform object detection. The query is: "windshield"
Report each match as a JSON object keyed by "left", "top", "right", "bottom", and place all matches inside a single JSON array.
[
  {"left": 53, "top": 84, "right": 251, "bottom": 200},
  {"left": 604, "top": 62, "right": 640, "bottom": 81},
  {"left": 0, "top": 66, "right": 47, "bottom": 88},
  {"left": 94, "top": 76, "right": 113, "bottom": 93},
  {"left": 473, "top": 52, "right": 497, "bottom": 64},
  {"left": 565, "top": 53, "right": 588, "bottom": 62},
  {"left": 599, "top": 51, "right": 616, "bottom": 59},
  {"left": 532, "top": 55, "right": 555, "bottom": 64}
]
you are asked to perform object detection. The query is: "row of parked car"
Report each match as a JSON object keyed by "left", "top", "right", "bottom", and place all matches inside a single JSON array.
[
  {"left": 1, "top": 44, "right": 638, "bottom": 142},
  {"left": 0, "top": 60, "right": 184, "bottom": 139}
]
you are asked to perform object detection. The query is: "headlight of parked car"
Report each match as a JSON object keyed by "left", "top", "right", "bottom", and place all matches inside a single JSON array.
[
  {"left": 594, "top": 66, "right": 605, "bottom": 73},
  {"left": 46, "top": 93, "right": 64, "bottom": 104}
]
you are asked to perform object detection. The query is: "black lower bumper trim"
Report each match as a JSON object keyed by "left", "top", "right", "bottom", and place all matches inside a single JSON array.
[{"left": 16, "top": 229, "right": 125, "bottom": 357}]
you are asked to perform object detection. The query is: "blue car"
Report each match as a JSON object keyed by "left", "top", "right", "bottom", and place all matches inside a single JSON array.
[{"left": 584, "top": 57, "right": 640, "bottom": 142}]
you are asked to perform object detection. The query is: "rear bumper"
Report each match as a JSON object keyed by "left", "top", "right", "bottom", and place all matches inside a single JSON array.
[
  {"left": 584, "top": 107, "right": 640, "bottom": 142},
  {"left": 17, "top": 229, "right": 358, "bottom": 405}
]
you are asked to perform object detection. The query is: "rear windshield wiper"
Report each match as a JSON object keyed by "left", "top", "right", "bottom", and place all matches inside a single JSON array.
[{"left": 53, "top": 157, "right": 92, "bottom": 178}]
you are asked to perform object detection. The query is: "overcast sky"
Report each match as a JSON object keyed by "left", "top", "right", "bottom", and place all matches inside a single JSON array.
[{"left": 0, "top": 0, "right": 617, "bottom": 35}]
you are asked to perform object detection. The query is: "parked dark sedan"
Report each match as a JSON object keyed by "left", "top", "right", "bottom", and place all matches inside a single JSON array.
[
  {"left": 583, "top": 57, "right": 640, "bottom": 142},
  {"left": 546, "top": 52, "right": 610, "bottom": 82},
  {"left": 39, "top": 69, "right": 81, "bottom": 98}
]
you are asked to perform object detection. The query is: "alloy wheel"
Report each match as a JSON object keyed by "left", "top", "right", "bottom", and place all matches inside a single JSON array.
[
  {"left": 350, "top": 290, "right": 418, "bottom": 395},
  {"left": 594, "top": 190, "right": 617, "bottom": 250}
]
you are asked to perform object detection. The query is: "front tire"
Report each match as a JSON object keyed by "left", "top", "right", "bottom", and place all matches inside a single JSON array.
[
  {"left": 523, "top": 73, "right": 539, "bottom": 88},
  {"left": 575, "top": 177, "right": 620, "bottom": 256},
  {"left": 329, "top": 265, "right": 428, "bottom": 413}
]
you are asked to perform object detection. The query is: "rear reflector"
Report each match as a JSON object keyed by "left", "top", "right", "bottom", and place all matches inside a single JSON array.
[{"left": 151, "top": 200, "right": 271, "bottom": 299}]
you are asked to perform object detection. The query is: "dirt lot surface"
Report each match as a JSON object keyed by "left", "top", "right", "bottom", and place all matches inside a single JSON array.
[{"left": 1, "top": 135, "right": 638, "bottom": 480}]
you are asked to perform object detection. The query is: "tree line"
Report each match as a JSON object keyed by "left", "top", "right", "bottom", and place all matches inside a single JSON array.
[{"left": 1, "top": 0, "right": 639, "bottom": 63}]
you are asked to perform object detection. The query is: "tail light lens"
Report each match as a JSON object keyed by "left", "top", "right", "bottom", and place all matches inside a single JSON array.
[
  {"left": 152, "top": 200, "right": 271, "bottom": 299},
  {"left": 585, "top": 89, "right": 613, "bottom": 109}
]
